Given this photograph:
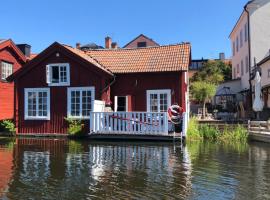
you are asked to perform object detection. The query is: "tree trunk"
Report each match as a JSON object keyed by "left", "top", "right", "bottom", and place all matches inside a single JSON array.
[{"left": 202, "top": 100, "right": 206, "bottom": 119}]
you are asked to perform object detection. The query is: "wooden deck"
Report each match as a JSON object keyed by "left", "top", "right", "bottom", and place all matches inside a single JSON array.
[
  {"left": 89, "top": 111, "right": 187, "bottom": 142},
  {"left": 88, "top": 132, "right": 184, "bottom": 141},
  {"left": 248, "top": 120, "right": 270, "bottom": 143}
]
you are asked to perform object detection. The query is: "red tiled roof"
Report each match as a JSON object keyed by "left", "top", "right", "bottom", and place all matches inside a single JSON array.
[
  {"left": 26, "top": 53, "right": 38, "bottom": 61},
  {"left": 62, "top": 44, "right": 113, "bottom": 75},
  {"left": 85, "top": 43, "right": 191, "bottom": 73}
]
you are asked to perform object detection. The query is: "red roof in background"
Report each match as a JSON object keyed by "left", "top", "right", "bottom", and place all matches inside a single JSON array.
[{"left": 86, "top": 43, "right": 191, "bottom": 73}]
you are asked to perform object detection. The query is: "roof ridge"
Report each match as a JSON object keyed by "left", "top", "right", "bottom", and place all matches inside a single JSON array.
[{"left": 85, "top": 42, "right": 191, "bottom": 52}]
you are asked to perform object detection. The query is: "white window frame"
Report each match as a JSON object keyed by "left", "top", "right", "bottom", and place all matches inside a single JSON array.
[
  {"left": 24, "top": 88, "right": 50, "bottom": 120},
  {"left": 67, "top": 87, "right": 95, "bottom": 119},
  {"left": 1, "top": 61, "right": 13, "bottom": 80},
  {"left": 46, "top": 63, "right": 70, "bottom": 86},
  {"left": 146, "top": 89, "right": 171, "bottom": 112},
  {"left": 245, "top": 23, "right": 248, "bottom": 42},
  {"left": 114, "top": 96, "right": 129, "bottom": 112}
]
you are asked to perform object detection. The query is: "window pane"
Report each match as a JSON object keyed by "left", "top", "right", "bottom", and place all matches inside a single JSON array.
[
  {"left": 160, "top": 93, "right": 168, "bottom": 112},
  {"left": 82, "top": 90, "right": 91, "bottom": 117},
  {"left": 1, "top": 62, "right": 13, "bottom": 80},
  {"left": 60, "top": 66, "right": 67, "bottom": 82},
  {"left": 27, "top": 90, "right": 48, "bottom": 118},
  {"left": 149, "top": 91, "right": 170, "bottom": 112},
  {"left": 150, "top": 94, "right": 158, "bottom": 112},
  {"left": 52, "top": 66, "right": 59, "bottom": 83},
  {"left": 71, "top": 91, "right": 80, "bottom": 116},
  {"left": 28, "top": 92, "right": 37, "bottom": 117},
  {"left": 70, "top": 89, "right": 92, "bottom": 117}
]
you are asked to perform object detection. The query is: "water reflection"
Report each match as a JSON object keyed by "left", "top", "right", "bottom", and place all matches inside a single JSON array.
[{"left": 0, "top": 138, "right": 270, "bottom": 199}]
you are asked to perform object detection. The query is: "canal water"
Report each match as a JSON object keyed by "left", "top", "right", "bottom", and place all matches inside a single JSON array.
[{"left": 0, "top": 138, "right": 270, "bottom": 200}]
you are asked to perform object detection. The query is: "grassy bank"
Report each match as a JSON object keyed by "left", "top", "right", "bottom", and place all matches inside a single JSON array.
[{"left": 187, "top": 117, "right": 248, "bottom": 143}]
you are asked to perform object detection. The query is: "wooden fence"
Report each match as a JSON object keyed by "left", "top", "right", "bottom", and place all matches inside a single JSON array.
[{"left": 89, "top": 112, "right": 169, "bottom": 135}]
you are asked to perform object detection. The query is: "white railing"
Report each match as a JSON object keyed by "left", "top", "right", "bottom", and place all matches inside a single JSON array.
[{"left": 89, "top": 112, "right": 169, "bottom": 135}]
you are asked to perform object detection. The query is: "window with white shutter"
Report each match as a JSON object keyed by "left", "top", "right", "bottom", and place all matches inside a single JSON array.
[{"left": 46, "top": 63, "right": 70, "bottom": 86}]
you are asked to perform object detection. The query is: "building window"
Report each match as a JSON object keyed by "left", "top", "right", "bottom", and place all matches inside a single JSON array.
[
  {"left": 233, "top": 68, "right": 236, "bottom": 79},
  {"left": 268, "top": 69, "right": 270, "bottom": 78},
  {"left": 233, "top": 42, "right": 236, "bottom": 56},
  {"left": 245, "top": 55, "right": 249, "bottom": 73},
  {"left": 147, "top": 89, "right": 171, "bottom": 112},
  {"left": 240, "top": 30, "right": 243, "bottom": 47},
  {"left": 67, "top": 87, "right": 95, "bottom": 119},
  {"left": 237, "top": 64, "right": 240, "bottom": 78},
  {"left": 24, "top": 88, "right": 50, "bottom": 120},
  {"left": 245, "top": 23, "right": 248, "bottom": 42},
  {"left": 241, "top": 60, "right": 244, "bottom": 76},
  {"left": 1, "top": 61, "right": 13, "bottom": 80},
  {"left": 236, "top": 36, "right": 239, "bottom": 52},
  {"left": 137, "top": 42, "right": 147, "bottom": 48},
  {"left": 46, "top": 63, "right": 70, "bottom": 86}
]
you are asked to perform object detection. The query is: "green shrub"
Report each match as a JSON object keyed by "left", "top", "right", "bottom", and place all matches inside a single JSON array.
[
  {"left": 187, "top": 117, "right": 202, "bottom": 140},
  {"left": 218, "top": 124, "right": 248, "bottom": 143},
  {"left": 186, "top": 118, "right": 248, "bottom": 143},
  {"left": 65, "top": 118, "right": 84, "bottom": 136},
  {"left": 0, "top": 120, "right": 16, "bottom": 135},
  {"left": 198, "top": 124, "right": 219, "bottom": 141}
]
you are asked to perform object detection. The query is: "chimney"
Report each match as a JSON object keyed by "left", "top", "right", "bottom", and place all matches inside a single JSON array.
[
  {"left": 76, "top": 42, "right": 81, "bottom": 49},
  {"left": 16, "top": 44, "right": 31, "bottom": 57},
  {"left": 219, "top": 52, "right": 225, "bottom": 60},
  {"left": 105, "top": 36, "right": 112, "bottom": 49},
  {"left": 111, "top": 42, "right": 118, "bottom": 49}
]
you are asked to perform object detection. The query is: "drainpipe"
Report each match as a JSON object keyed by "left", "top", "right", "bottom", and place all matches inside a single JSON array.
[
  {"left": 101, "top": 75, "right": 116, "bottom": 105},
  {"left": 244, "top": 4, "right": 253, "bottom": 111}
]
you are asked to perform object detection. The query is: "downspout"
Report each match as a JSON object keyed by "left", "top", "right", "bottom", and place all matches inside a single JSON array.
[
  {"left": 101, "top": 74, "right": 116, "bottom": 105},
  {"left": 101, "top": 74, "right": 116, "bottom": 93},
  {"left": 244, "top": 4, "right": 253, "bottom": 109}
]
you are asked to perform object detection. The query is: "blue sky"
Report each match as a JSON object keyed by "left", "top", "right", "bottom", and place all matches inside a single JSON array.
[{"left": 0, "top": 0, "right": 248, "bottom": 59}]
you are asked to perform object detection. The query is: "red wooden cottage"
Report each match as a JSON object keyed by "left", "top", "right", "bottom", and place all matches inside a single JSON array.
[
  {"left": 0, "top": 39, "right": 26, "bottom": 120},
  {"left": 8, "top": 40, "right": 191, "bottom": 135}
]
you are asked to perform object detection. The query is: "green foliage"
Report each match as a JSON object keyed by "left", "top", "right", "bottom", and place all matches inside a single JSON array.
[
  {"left": 187, "top": 117, "right": 201, "bottom": 140},
  {"left": 65, "top": 118, "right": 84, "bottom": 136},
  {"left": 190, "top": 81, "right": 217, "bottom": 103},
  {"left": 218, "top": 124, "right": 248, "bottom": 143},
  {"left": 0, "top": 120, "right": 16, "bottom": 135},
  {"left": 199, "top": 124, "right": 220, "bottom": 141},
  {"left": 190, "top": 81, "right": 217, "bottom": 118},
  {"left": 191, "top": 60, "right": 231, "bottom": 84},
  {"left": 187, "top": 118, "right": 248, "bottom": 143}
]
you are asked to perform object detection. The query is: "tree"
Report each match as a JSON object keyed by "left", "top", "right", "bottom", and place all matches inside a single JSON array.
[
  {"left": 191, "top": 81, "right": 217, "bottom": 119},
  {"left": 191, "top": 60, "right": 232, "bottom": 85}
]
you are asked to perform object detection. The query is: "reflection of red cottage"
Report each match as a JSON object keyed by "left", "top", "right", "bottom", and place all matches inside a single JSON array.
[
  {"left": 0, "top": 39, "right": 26, "bottom": 120},
  {"left": 0, "top": 149, "right": 13, "bottom": 196},
  {"left": 8, "top": 41, "right": 191, "bottom": 135}
]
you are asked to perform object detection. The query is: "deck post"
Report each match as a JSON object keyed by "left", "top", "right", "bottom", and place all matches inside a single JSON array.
[{"left": 164, "top": 113, "right": 169, "bottom": 134}]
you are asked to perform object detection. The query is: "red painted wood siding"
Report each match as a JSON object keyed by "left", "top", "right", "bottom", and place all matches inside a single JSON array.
[
  {"left": 111, "top": 72, "right": 185, "bottom": 112},
  {"left": 15, "top": 49, "right": 111, "bottom": 134},
  {"left": 124, "top": 35, "right": 159, "bottom": 48},
  {"left": 0, "top": 47, "right": 23, "bottom": 120}
]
